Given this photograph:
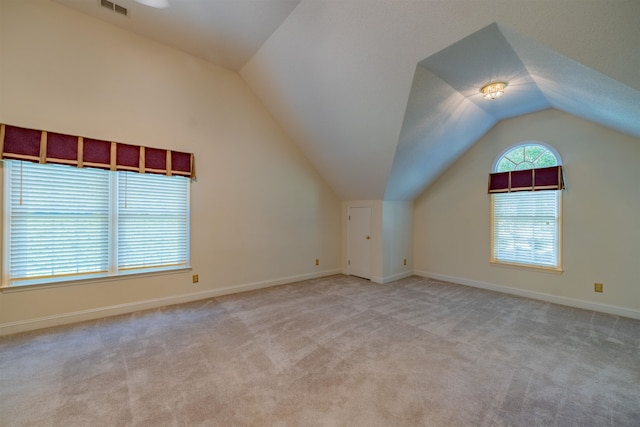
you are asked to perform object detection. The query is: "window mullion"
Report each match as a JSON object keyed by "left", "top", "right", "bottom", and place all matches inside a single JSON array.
[{"left": 109, "top": 171, "right": 118, "bottom": 275}]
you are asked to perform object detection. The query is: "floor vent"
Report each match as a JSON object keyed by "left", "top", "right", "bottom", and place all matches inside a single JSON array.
[{"left": 100, "top": 0, "right": 128, "bottom": 17}]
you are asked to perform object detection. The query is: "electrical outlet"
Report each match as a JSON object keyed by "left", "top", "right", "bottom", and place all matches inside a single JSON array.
[
  {"left": 594, "top": 282, "right": 603, "bottom": 293},
  {"left": 315, "top": 259, "right": 319, "bottom": 266},
  {"left": 193, "top": 274, "right": 199, "bottom": 284}
]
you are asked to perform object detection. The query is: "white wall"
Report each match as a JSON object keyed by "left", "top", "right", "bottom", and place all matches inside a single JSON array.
[
  {"left": 381, "top": 201, "right": 413, "bottom": 283},
  {"left": 0, "top": 0, "right": 341, "bottom": 334},
  {"left": 414, "top": 109, "right": 640, "bottom": 318},
  {"left": 342, "top": 200, "right": 383, "bottom": 280},
  {"left": 341, "top": 200, "right": 412, "bottom": 284}
]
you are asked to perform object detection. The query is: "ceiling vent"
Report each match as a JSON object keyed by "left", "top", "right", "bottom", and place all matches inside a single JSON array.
[{"left": 100, "top": 0, "right": 128, "bottom": 17}]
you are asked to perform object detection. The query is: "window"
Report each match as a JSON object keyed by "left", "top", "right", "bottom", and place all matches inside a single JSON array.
[
  {"left": 3, "top": 160, "right": 189, "bottom": 287},
  {"left": 490, "top": 143, "right": 563, "bottom": 270}
]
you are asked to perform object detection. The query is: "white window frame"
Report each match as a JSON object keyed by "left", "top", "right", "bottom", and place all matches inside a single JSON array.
[
  {"left": 2, "top": 160, "right": 190, "bottom": 289},
  {"left": 490, "top": 142, "right": 563, "bottom": 271}
]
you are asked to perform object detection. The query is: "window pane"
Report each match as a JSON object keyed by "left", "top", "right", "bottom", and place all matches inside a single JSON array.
[
  {"left": 4, "top": 161, "right": 190, "bottom": 287},
  {"left": 497, "top": 158, "right": 516, "bottom": 172},
  {"left": 117, "top": 172, "right": 189, "bottom": 271},
  {"left": 505, "top": 146, "right": 524, "bottom": 164},
  {"left": 524, "top": 145, "right": 545, "bottom": 163},
  {"left": 492, "top": 143, "right": 561, "bottom": 270},
  {"left": 493, "top": 191, "right": 559, "bottom": 268},
  {"left": 536, "top": 151, "right": 558, "bottom": 168},
  {"left": 7, "top": 161, "right": 109, "bottom": 281}
]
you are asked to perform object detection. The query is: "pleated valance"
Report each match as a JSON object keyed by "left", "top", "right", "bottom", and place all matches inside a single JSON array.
[
  {"left": 488, "top": 165, "right": 564, "bottom": 193},
  {"left": 0, "top": 124, "right": 195, "bottom": 178}
]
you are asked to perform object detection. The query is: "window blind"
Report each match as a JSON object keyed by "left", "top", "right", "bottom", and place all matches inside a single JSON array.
[
  {"left": 4, "top": 160, "right": 190, "bottom": 287},
  {"left": 492, "top": 191, "right": 560, "bottom": 268},
  {"left": 7, "top": 161, "right": 110, "bottom": 282},
  {"left": 117, "top": 172, "right": 189, "bottom": 271}
]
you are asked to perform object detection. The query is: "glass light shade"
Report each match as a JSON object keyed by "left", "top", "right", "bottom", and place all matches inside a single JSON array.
[{"left": 481, "top": 82, "right": 507, "bottom": 100}]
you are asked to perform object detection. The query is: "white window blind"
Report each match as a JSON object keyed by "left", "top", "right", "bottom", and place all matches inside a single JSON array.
[
  {"left": 492, "top": 191, "right": 560, "bottom": 268},
  {"left": 3, "top": 160, "right": 189, "bottom": 287},
  {"left": 6, "top": 161, "right": 110, "bottom": 282},
  {"left": 117, "top": 172, "right": 189, "bottom": 271}
]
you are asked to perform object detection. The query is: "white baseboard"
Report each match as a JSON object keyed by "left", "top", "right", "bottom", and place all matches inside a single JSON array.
[
  {"left": 413, "top": 270, "right": 640, "bottom": 321},
  {"left": 371, "top": 270, "right": 413, "bottom": 284},
  {"left": 0, "top": 269, "right": 341, "bottom": 336}
]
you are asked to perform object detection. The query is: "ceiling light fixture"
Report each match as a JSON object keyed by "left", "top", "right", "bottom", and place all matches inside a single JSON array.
[
  {"left": 480, "top": 82, "right": 507, "bottom": 100},
  {"left": 135, "top": 0, "right": 169, "bottom": 8}
]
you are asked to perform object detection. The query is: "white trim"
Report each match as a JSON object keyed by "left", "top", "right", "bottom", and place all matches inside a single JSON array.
[
  {"left": 413, "top": 270, "right": 640, "bottom": 321},
  {"left": 371, "top": 270, "right": 413, "bottom": 284},
  {"left": 1, "top": 266, "right": 192, "bottom": 293},
  {"left": 2, "top": 161, "right": 12, "bottom": 287},
  {"left": 347, "top": 204, "right": 372, "bottom": 279},
  {"left": 0, "top": 269, "right": 340, "bottom": 336}
]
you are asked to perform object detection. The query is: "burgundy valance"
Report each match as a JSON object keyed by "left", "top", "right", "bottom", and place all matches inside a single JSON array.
[
  {"left": 0, "top": 124, "right": 195, "bottom": 178},
  {"left": 488, "top": 165, "right": 564, "bottom": 193}
]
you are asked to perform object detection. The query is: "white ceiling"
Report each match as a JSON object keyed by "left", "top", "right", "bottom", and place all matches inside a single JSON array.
[
  {"left": 54, "top": 0, "right": 640, "bottom": 201},
  {"left": 53, "top": 0, "right": 301, "bottom": 71},
  {"left": 385, "top": 22, "right": 640, "bottom": 200}
]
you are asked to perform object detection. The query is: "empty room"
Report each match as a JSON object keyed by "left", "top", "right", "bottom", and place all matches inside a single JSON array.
[{"left": 1, "top": 0, "right": 639, "bottom": 425}]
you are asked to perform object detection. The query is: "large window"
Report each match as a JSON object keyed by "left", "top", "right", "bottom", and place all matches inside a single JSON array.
[
  {"left": 490, "top": 143, "right": 563, "bottom": 270},
  {"left": 3, "top": 160, "right": 190, "bottom": 287}
]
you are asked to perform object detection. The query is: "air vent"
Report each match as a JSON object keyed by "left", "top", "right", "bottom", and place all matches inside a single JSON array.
[
  {"left": 100, "top": 0, "right": 128, "bottom": 17},
  {"left": 114, "top": 4, "right": 128, "bottom": 16}
]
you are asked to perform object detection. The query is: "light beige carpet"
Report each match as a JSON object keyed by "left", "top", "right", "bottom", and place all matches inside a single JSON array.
[{"left": 1, "top": 275, "right": 639, "bottom": 426}]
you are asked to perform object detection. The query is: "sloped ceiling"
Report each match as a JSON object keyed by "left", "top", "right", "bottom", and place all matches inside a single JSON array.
[
  {"left": 52, "top": 0, "right": 301, "bottom": 71},
  {"left": 52, "top": 0, "right": 640, "bottom": 201},
  {"left": 385, "top": 23, "right": 640, "bottom": 200},
  {"left": 242, "top": 0, "right": 640, "bottom": 201}
]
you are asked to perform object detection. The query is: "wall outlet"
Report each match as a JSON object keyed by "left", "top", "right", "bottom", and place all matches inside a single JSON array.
[
  {"left": 315, "top": 259, "right": 319, "bottom": 266},
  {"left": 193, "top": 274, "right": 199, "bottom": 284},
  {"left": 594, "top": 282, "right": 603, "bottom": 293}
]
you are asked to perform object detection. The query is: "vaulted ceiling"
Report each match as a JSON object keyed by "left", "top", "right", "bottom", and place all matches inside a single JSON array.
[{"left": 53, "top": 0, "right": 640, "bottom": 201}]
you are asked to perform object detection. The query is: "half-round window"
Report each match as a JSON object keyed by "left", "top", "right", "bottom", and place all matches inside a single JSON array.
[{"left": 494, "top": 143, "right": 561, "bottom": 172}]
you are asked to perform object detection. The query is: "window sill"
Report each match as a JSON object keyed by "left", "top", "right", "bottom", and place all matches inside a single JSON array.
[
  {"left": 490, "top": 260, "right": 563, "bottom": 274},
  {"left": 0, "top": 266, "right": 192, "bottom": 293}
]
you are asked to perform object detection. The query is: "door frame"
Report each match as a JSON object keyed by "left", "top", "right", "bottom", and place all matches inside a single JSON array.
[{"left": 347, "top": 205, "right": 372, "bottom": 280}]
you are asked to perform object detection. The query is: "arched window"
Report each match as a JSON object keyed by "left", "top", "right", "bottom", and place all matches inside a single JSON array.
[{"left": 490, "top": 143, "right": 563, "bottom": 270}]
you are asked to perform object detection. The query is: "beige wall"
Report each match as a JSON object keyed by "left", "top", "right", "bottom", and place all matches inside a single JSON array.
[
  {"left": 0, "top": 0, "right": 341, "bottom": 334},
  {"left": 414, "top": 109, "right": 640, "bottom": 317}
]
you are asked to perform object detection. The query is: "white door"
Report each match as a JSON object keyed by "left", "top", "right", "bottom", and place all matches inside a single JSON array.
[{"left": 348, "top": 207, "right": 371, "bottom": 280}]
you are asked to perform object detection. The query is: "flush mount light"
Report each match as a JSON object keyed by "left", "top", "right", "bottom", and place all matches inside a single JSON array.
[
  {"left": 135, "top": 0, "right": 169, "bottom": 8},
  {"left": 480, "top": 82, "right": 508, "bottom": 100}
]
